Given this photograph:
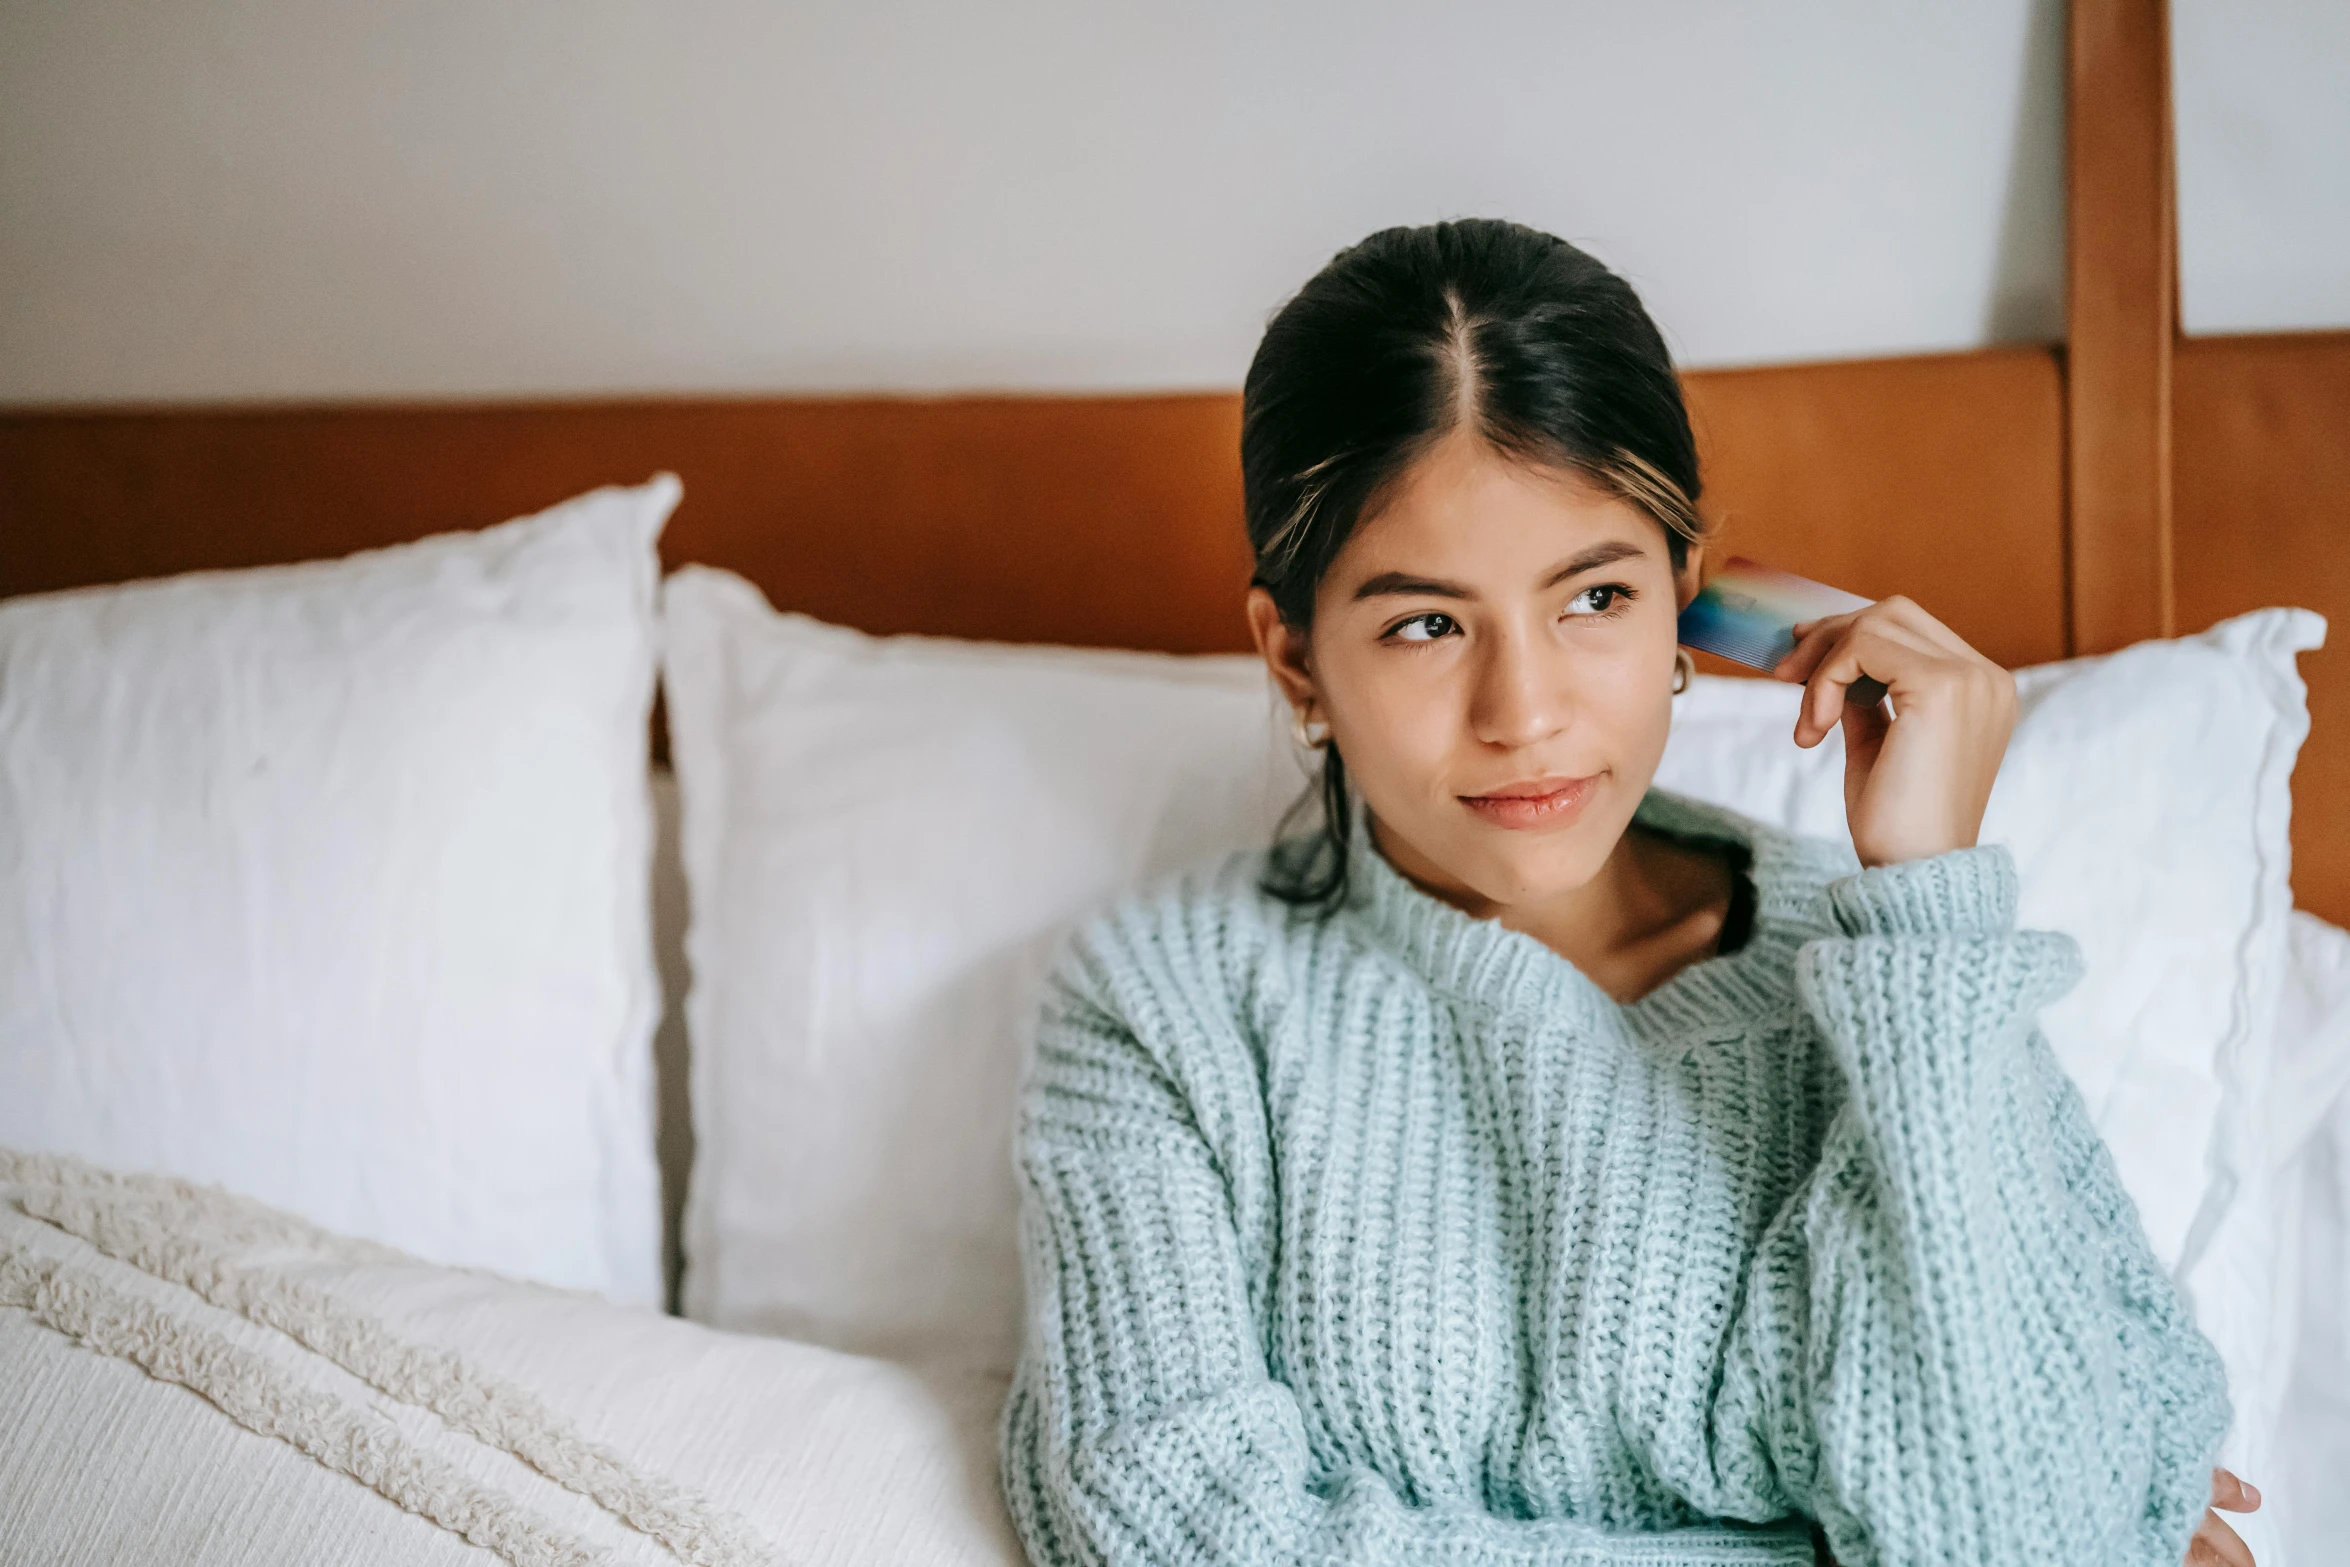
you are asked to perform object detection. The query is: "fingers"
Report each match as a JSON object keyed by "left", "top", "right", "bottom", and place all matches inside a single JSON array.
[
  {"left": 2186, "top": 1508, "right": 2254, "bottom": 1567},
  {"left": 1775, "top": 609, "right": 1857, "bottom": 684},
  {"left": 1837, "top": 680, "right": 1893, "bottom": 778},
  {"left": 2210, "top": 1468, "right": 2262, "bottom": 1513},
  {"left": 1790, "top": 593, "right": 1971, "bottom": 659},
  {"left": 1776, "top": 595, "right": 2013, "bottom": 750},
  {"left": 1781, "top": 615, "right": 1939, "bottom": 748}
]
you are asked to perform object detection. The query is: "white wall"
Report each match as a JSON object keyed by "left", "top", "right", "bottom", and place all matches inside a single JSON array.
[
  {"left": 2173, "top": 0, "right": 2350, "bottom": 338},
  {"left": 0, "top": 0, "right": 2337, "bottom": 407}
]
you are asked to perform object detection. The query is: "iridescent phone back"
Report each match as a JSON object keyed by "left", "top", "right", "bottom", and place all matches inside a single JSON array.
[{"left": 1678, "top": 557, "right": 1872, "bottom": 671}]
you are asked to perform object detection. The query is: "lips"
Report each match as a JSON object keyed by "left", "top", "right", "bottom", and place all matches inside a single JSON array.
[{"left": 1459, "top": 774, "right": 1600, "bottom": 830}]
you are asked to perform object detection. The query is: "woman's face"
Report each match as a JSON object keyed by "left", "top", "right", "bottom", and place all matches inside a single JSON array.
[{"left": 1251, "top": 427, "right": 1701, "bottom": 913}]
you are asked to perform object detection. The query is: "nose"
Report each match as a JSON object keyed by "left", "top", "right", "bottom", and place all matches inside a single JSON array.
[{"left": 1467, "top": 624, "right": 1569, "bottom": 751}]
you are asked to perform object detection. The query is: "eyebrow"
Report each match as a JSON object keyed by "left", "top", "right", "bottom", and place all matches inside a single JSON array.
[{"left": 1350, "top": 539, "right": 1650, "bottom": 601}]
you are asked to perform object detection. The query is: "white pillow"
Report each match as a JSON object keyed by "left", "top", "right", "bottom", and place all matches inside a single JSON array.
[
  {"left": 0, "top": 479, "right": 679, "bottom": 1304},
  {"left": 662, "top": 566, "right": 1303, "bottom": 1366},
  {"left": 0, "top": 1149, "right": 1020, "bottom": 1567},
  {"left": 665, "top": 570, "right": 2319, "bottom": 1390}
]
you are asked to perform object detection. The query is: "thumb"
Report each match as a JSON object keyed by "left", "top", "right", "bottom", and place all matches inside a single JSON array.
[{"left": 1839, "top": 691, "right": 1890, "bottom": 772}]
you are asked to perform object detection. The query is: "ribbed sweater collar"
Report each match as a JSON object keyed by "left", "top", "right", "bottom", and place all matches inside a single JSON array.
[{"left": 1340, "top": 785, "right": 1836, "bottom": 1039}]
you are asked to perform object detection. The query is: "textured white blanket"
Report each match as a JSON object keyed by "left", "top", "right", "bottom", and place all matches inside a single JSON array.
[{"left": 0, "top": 1151, "right": 1020, "bottom": 1567}]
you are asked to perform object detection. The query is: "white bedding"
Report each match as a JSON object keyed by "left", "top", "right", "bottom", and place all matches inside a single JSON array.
[
  {"left": 0, "top": 537, "right": 2335, "bottom": 1563},
  {"left": 8, "top": 988, "right": 2348, "bottom": 1567},
  {"left": 0, "top": 1151, "right": 1022, "bottom": 1567}
]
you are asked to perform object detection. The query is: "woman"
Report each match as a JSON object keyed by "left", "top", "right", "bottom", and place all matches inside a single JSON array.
[{"left": 997, "top": 219, "right": 2259, "bottom": 1566}]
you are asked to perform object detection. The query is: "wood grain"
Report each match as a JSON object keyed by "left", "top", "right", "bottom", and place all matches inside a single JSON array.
[
  {"left": 0, "top": 394, "right": 1260, "bottom": 654},
  {"left": 2066, "top": 0, "right": 2177, "bottom": 653},
  {"left": 1, "top": 348, "right": 2069, "bottom": 668},
  {"left": 2175, "top": 330, "right": 2350, "bottom": 924},
  {"left": 1685, "top": 347, "right": 2068, "bottom": 671}
]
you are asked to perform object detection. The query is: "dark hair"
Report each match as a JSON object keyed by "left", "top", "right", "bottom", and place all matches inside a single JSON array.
[{"left": 1243, "top": 218, "right": 1707, "bottom": 908}]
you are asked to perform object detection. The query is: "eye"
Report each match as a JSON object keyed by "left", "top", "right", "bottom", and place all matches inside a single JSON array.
[
  {"left": 1385, "top": 611, "right": 1460, "bottom": 643},
  {"left": 1563, "top": 583, "right": 1636, "bottom": 618}
]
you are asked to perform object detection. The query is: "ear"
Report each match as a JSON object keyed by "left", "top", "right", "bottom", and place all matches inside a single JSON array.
[
  {"left": 1246, "top": 587, "right": 1318, "bottom": 716},
  {"left": 1672, "top": 542, "right": 1708, "bottom": 613}
]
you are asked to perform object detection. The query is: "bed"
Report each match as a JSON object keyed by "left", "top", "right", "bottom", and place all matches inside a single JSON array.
[{"left": 2, "top": 2, "right": 2344, "bottom": 1563}]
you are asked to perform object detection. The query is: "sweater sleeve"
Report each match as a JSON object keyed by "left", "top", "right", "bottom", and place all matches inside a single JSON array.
[
  {"left": 999, "top": 931, "right": 1820, "bottom": 1567},
  {"left": 1737, "top": 844, "right": 2230, "bottom": 1567}
]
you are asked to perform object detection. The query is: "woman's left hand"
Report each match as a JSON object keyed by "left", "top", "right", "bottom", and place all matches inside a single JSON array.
[{"left": 1772, "top": 595, "right": 2018, "bottom": 868}]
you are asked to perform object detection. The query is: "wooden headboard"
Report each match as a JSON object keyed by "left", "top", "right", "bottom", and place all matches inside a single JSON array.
[{"left": 2, "top": 0, "right": 2342, "bottom": 922}]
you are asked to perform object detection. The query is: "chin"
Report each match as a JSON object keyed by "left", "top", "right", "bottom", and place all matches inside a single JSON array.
[{"left": 1447, "top": 821, "right": 1614, "bottom": 909}]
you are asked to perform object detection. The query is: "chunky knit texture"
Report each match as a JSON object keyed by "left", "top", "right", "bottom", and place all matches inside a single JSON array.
[{"left": 998, "top": 787, "right": 2230, "bottom": 1566}]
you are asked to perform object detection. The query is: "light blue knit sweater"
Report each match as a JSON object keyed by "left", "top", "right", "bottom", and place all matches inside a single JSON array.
[{"left": 998, "top": 786, "right": 2230, "bottom": 1567}]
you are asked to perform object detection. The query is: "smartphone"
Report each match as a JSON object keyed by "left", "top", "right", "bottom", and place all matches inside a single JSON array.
[{"left": 1678, "top": 557, "right": 1887, "bottom": 707}]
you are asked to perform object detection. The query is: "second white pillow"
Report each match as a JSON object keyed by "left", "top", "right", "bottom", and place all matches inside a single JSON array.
[{"left": 663, "top": 566, "right": 1303, "bottom": 1368}]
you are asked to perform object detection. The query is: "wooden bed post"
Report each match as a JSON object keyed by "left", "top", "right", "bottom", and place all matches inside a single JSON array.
[{"left": 2065, "top": 0, "right": 2177, "bottom": 655}]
